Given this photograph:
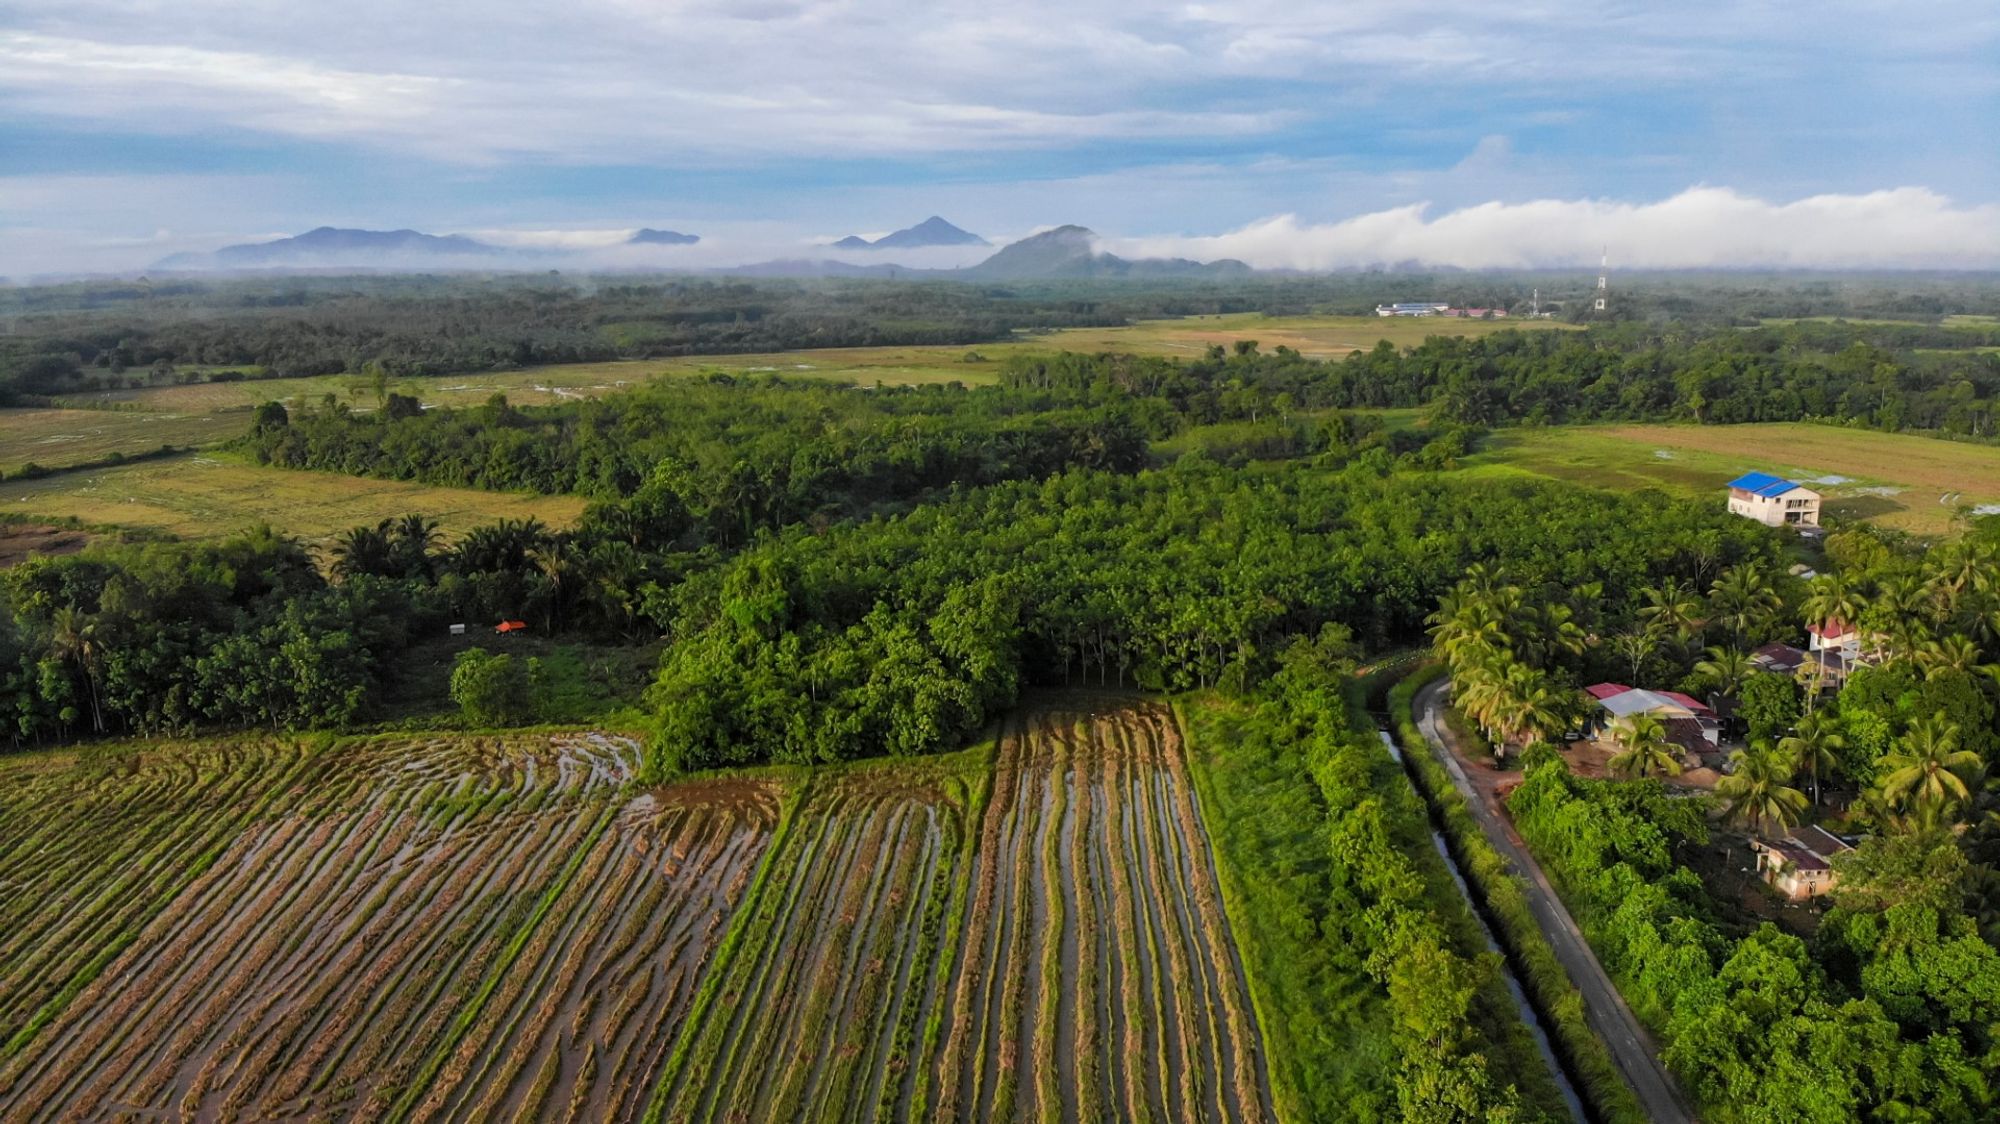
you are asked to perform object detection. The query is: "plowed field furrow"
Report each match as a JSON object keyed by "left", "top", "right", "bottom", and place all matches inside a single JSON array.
[{"left": 933, "top": 698, "right": 1274, "bottom": 1124}]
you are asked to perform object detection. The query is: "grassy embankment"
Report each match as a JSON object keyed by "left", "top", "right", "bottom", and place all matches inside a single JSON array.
[{"left": 1385, "top": 665, "right": 1651, "bottom": 1124}]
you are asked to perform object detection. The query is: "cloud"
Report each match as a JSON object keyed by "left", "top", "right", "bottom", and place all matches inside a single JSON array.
[{"left": 1102, "top": 187, "right": 2000, "bottom": 270}]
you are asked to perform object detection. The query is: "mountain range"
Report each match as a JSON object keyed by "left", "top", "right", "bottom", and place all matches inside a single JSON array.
[
  {"left": 831, "top": 216, "right": 987, "bottom": 250},
  {"left": 151, "top": 221, "right": 1247, "bottom": 280}
]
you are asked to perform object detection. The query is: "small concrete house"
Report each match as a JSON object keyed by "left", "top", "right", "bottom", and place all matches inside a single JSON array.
[
  {"left": 1585, "top": 683, "right": 1724, "bottom": 769},
  {"left": 1752, "top": 826, "right": 1854, "bottom": 900},
  {"left": 1727, "top": 472, "right": 1821, "bottom": 528}
]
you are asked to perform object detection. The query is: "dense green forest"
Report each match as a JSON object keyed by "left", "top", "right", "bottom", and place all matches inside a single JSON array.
[
  {"left": 6, "top": 270, "right": 1999, "bottom": 398},
  {"left": 239, "top": 322, "right": 2000, "bottom": 505}
]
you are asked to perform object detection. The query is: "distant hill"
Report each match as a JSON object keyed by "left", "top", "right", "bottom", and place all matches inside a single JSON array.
[
  {"left": 628, "top": 228, "right": 700, "bottom": 246},
  {"left": 832, "top": 216, "right": 987, "bottom": 250},
  {"left": 963, "top": 225, "right": 1249, "bottom": 280},
  {"left": 155, "top": 227, "right": 506, "bottom": 270}
]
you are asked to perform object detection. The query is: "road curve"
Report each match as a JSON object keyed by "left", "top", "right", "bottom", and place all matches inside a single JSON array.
[{"left": 1413, "top": 678, "right": 1697, "bottom": 1124}]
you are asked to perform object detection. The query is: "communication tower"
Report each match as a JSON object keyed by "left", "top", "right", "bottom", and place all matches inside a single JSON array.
[{"left": 1593, "top": 248, "right": 1608, "bottom": 313}]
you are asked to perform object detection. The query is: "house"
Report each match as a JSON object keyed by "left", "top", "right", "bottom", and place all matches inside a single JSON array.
[
  {"left": 1726, "top": 472, "right": 1821, "bottom": 528},
  {"left": 1751, "top": 641, "right": 1851, "bottom": 689},
  {"left": 1751, "top": 825, "right": 1854, "bottom": 900},
  {"left": 495, "top": 619, "right": 529, "bottom": 634},
  {"left": 1374, "top": 302, "right": 1450, "bottom": 317},
  {"left": 1586, "top": 683, "right": 1724, "bottom": 769},
  {"left": 1809, "top": 619, "right": 1866, "bottom": 662}
]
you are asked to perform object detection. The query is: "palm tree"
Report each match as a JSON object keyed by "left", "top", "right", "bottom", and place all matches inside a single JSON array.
[
  {"left": 47, "top": 606, "right": 104, "bottom": 733},
  {"left": 1716, "top": 747, "right": 1808, "bottom": 836},
  {"left": 328, "top": 522, "right": 394, "bottom": 580},
  {"left": 1607, "top": 712, "right": 1682, "bottom": 779},
  {"left": 1777, "top": 713, "right": 1846, "bottom": 809},
  {"left": 1876, "top": 715, "right": 1981, "bottom": 829},
  {"left": 1489, "top": 661, "right": 1568, "bottom": 750},
  {"left": 1640, "top": 578, "right": 1706, "bottom": 643},
  {"left": 1865, "top": 573, "right": 1935, "bottom": 665},
  {"left": 1801, "top": 575, "right": 1866, "bottom": 639},
  {"left": 1709, "top": 563, "right": 1783, "bottom": 646},
  {"left": 391, "top": 513, "right": 442, "bottom": 578},
  {"left": 1917, "top": 634, "right": 1993, "bottom": 677},
  {"left": 1693, "top": 645, "right": 1755, "bottom": 700}
]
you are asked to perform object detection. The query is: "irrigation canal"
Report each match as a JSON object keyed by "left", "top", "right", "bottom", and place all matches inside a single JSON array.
[{"left": 1377, "top": 729, "right": 1588, "bottom": 1123}]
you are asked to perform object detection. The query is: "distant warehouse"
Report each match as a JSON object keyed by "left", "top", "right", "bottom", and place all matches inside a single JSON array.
[{"left": 1373, "top": 302, "right": 1508, "bottom": 318}]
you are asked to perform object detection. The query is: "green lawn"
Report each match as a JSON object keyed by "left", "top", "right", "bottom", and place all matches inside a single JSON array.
[{"left": 0, "top": 408, "right": 244, "bottom": 475}]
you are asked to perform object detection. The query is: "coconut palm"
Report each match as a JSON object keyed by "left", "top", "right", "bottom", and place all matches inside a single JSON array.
[
  {"left": 1716, "top": 747, "right": 1808, "bottom": 836},
  {"left": 391, "top": 513, "right": 442, "bottom": 578},
  {"left": 1607, "top": 712, "right": 1682, "bottom": 779},
  {"left": 1801, "top": 575, "right": 1866, "bottom": 639},
  {"left": 1694, "top": 645, "right": 1755, "bottom": 699},
  {"left": 1640, "top": 578, "right": 1706, "bottom": 642},
  {"left": 1777, "top": 712, "right": 1846, "bottom": 808},
  {"left": 1709, "top": 563, "right": 1783, "bottom": 646},
  {"left": 1917, "top": 634, "right": 1994, "bottom": 678},
  {"left": 1488, "top": 661, "right": 1569, "bottom": 749},
  {"left": 47, "top": 606, "right": 105, "bottom": 733},
  {"left": 1876, "top": 715, "right": 1981, "bottom": 829}
]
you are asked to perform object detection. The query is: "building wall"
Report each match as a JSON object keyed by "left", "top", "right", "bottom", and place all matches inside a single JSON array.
[{"left": 1728, "top": 487, "right": 1821, "bottom": 528}]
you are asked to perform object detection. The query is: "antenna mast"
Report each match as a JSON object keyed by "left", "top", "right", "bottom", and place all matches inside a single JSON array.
[{"left": 1593, "top": 247, "right": 1608, "bottom": 313}]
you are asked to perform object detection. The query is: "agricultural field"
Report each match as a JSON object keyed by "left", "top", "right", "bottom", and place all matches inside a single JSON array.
[
  {"left": 1463, "top": 422, "right": 2000, "bottom": 536},
  {"left": 0, "top": 698, "right": 1275, "bottom": 1122},
  {"left": 0, "top": 453, "right": 587, "bottom": 547},
  {"left": 0, "top": 733, "right": 777, "bottom": 1121},
  {"left": 0, "top": 407, "right": 242, "bottom": 474}
]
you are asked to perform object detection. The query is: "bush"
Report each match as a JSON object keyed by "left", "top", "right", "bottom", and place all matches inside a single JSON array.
[{"left": 449, "top": 648, "right": 542, "bottom": 726}]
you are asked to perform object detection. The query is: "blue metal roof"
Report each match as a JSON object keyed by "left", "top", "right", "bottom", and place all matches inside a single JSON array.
[{"left": 1728, "top": 471, "right": 1800, "bottom": 497}]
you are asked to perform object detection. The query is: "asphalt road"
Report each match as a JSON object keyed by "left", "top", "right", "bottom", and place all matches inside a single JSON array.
[{"left": 1414, "top": 679, "right": 1696, "bottom": 1124}]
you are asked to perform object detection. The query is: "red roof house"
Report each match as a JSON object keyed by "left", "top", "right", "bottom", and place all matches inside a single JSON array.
[{"left": 495, "top": 620, "right": 529, "bottom": 634}]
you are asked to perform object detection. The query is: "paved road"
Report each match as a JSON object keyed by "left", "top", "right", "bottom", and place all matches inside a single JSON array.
[{"left": 1414, "top": 679, "right": 1696, "bottom": 1124}]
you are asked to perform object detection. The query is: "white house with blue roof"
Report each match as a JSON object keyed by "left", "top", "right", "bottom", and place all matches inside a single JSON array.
[{"left": 1727, "top": 471, "right": 1821, "bottom": 527}]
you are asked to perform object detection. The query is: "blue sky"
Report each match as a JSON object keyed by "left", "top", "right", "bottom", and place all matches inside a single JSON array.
[{"left": 2, "top": 1, "right": 1997, "bottom": 273}]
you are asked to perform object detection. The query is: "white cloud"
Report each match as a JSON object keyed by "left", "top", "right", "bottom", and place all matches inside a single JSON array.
[{"left": 1103, "top": 186, "right": 2000, "bottom": 269}]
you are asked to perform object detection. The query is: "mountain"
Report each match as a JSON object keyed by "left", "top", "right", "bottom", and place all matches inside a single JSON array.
[
  {"left": 155, "top": 227, "right": 506, "bottom": 270},
  {"left": 963, "top": 225, "right": 1249, "bottom": 280},
  {"left": 628, "top": 228, "right": 700, "bottom": 246},
  {"left": 832, "top": 216, "right": 987, "bottom": 250}
]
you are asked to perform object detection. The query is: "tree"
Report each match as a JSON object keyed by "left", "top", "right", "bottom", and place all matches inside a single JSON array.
[
  {"left": 1876, "top": 715, "right": 1981, "bottom": 829},
  {"left": 1716, "top": 747, "right": 1807, "bottom": 836},
  {"left": 1709, "top": 563, "right": 1783, "bottom": 646},
  {"left": 329, "top": 522, "right": 395, "bottom": 581},
  {"left": 1639, "top": 577, "right": 1705, "bottom": 646},
  {"left": 1737, "top": 671, "right": 1802, "bottom": 744},
  {"left": 1778, "top": 712, "right": 1846, "bottom": 808},
  {"left": 450, "top": 648, "right": 541, "bottom": 726},
  {"left": 1693, "top": 645, "right": 1755, "bottom": 700},
  {"left": 1608, "top": 712, "right": 1682, "bottom": 779},
  {"left": 1802, "top": 575, "right": 1865, "bottom": 638},
  {"left": 1612, "top": 626, "right": 1660, "bottom": 683}
]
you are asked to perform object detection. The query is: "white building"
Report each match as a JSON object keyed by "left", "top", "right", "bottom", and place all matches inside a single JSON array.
[
  {"left": 1727, "top": 472, "right": 1821, "bottom": 528},
  {"left": 1375, "top": 302, "right": 1450, "bottom": 317},
  {"left": 1752, "top": 825, "right": 1854, "bottom": 900}
]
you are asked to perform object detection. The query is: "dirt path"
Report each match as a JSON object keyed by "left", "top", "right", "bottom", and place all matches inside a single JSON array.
[{"left": 1414, "top": 680, "right": 1696, "bottom": 1124}]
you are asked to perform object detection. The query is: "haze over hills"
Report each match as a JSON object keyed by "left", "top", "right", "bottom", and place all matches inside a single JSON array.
[
  {"left": 146, "top": 220, "right": 1258, "bottom": 279},
  {"left": 833, "top": 216, "right": 988, "bottom": 250}
]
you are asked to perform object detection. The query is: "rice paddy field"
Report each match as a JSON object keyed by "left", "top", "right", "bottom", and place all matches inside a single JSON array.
[
  {"left": 0, "top": 453, "right": 587, "bottom": 547},
  {"left": 0, "top": 408, "right": 244, "bottom": 475},
  {"left": 0, "top": 698, "right": 1273, "bottom": 1122},
  {"left": 1463, "top": 422, "right": 2000, "bottom": 536}
]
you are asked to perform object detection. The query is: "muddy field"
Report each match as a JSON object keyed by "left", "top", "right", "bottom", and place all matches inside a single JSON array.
[{"left": 0, "top": 701, "right": 1272, "bottom": 1122}]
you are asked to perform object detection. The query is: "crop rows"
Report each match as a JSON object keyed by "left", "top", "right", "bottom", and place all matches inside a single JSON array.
[
  {"left": 1, "top": 699, "right": 1274, "bottom": 1122},
  {"left": 645, "top": 770, "right": 974, "bottom": 1124},
  {"left": 0, "top": 734, "right": 774, "bottom": 1122},
  {"left": 930, "top": 702, "right": 1276, "bottom": 1124}
]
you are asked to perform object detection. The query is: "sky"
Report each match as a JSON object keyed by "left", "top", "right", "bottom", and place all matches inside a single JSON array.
[{"left": 2, "top": 1, "right": 1998, "bottom": 275}]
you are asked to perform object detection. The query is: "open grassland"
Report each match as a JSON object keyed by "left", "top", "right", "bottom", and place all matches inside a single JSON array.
[
  {"left": 0, "top": 454, "right": 587, "bottom": 546},
  {"left": 0, "top": 733, "right": 777, "bottom": 1121},
  {"left": 0, "top": 408, "right": 243, "bottom": 474},
  {"left": 1464, "top": 422, "right": 2000, "bottom": 536},
  {"left": 1026, "top": 311, "right": 1573, "bottom": 359},
  {"left": 0, "top": 699, "right": 1276, "bottom": 1123},
  {"left": 56, "top": 313, "right": 1573, "bottom": 418}
]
